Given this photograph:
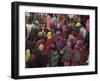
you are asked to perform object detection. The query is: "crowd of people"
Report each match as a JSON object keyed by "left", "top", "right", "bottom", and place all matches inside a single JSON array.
[{"left": 25, "top": 12, "right": 89, "bottom": 68}]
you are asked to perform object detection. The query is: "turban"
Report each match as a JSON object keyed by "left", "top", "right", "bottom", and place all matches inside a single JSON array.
[
  {"left": 47, "top": 32, "right": 52, "bottom": 37},
  {"left": 38, "top": 31, "right": 42, "bottom": 36},
  {"left": 75, "top": 22, "right": 81, "bottom": 27}
]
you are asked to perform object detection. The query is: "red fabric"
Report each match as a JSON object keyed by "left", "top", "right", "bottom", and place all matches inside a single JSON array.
[
  {"left": 46, "top": 15, "right": 52, "bottom": 28},
  {"left": 80, "top": 46, "right": 89, "bottom": 65},
  {"left": 76, "top": 34, "right": 81, "bottom": 40},
  {"left": 44, "top": 38, "right": 52, "bottom": 54}
]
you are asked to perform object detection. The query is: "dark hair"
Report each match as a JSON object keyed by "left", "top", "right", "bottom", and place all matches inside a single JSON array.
[{"left": 81, "top": 15, "right": 89, "bottom": 27}]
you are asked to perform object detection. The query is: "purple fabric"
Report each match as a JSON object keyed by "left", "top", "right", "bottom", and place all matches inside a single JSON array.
[
  {"left": 36, "top": 40, "right": 42, "bottom": 47},
  {"left": 56, "top": 40, "right": 63, "bottom": 50}
]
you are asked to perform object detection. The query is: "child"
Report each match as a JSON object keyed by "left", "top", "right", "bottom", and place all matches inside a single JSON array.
[
  {"left": 79, "top": 45, "right": 89, "bottom": 65},
  {"left": 38, "top": 44, "right": 49, "bottom": 67},
  {"left": 71, "top": 45, "right": 81, "bottom": 66},
  {"left": 44, "top": 32, "right": 53, "bottom": 54},
  {"left": 49, "top": 43, "right": 59, "bottom": 67},
  {"left": 62, "top": 41, "right": 72, "bottom": 66},
  {"left": 56, "top": 32, "right": 63, "bottom": 51}
]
